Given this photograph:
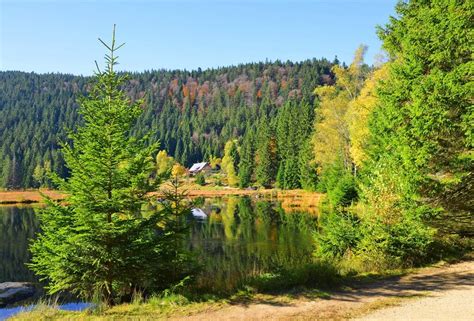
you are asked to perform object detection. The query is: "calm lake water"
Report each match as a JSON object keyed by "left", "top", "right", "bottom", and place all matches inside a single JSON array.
[{"left": 0, "top": 196, "right": 317, "bottom": 316}]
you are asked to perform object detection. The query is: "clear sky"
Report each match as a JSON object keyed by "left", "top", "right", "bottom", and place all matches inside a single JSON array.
[{"left": 1, "top": 0, "right": 397, "bottom": 75}]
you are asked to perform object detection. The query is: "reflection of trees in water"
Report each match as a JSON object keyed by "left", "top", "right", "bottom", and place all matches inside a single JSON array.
[
  {"left": 0, "top": 206, "right": 40, "bottom": 282},
  {"left": 189, "top": 197, "right": 317, "bottom": 293},
  {"left": 1, "top": 200, "right": 316, "bottom": 292}
]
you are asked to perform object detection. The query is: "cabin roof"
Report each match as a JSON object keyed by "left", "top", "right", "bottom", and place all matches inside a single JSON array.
[{"left": 189, "top": 162, "right": 209, "bottom": 172}]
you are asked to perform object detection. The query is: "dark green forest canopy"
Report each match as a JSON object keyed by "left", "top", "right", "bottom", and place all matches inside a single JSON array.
[{"left": 0, "top": 58, "right": 335, "bottom": 188}]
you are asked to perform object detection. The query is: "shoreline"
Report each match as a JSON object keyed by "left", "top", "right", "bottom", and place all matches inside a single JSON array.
[
  {"left": 0, "top": 188, "right": 323, "bottom": 206},
  {"left": 0, "top": 190, "right": 65, "bottom": 205},
  {"left": 8, "top": 258, "right": 474, "bottom": 320}
]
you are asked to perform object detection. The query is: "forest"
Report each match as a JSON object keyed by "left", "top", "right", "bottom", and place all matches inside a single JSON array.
[{"left": 0, "top": 58, "right": 335, "bottom": 189}]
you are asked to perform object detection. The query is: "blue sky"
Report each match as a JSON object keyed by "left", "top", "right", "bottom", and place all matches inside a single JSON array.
[{"left": 1, "top": 0, "right": 396, "bottom": 75}]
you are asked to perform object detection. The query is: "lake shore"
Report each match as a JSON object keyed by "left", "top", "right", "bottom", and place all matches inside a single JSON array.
[
  {"left": 0, "top": 190, "right": 65, "bottom": 205},
  {"left": 9, "top": 258, "right": 474, "bottom": 321},
  {"left": 0, "top": 188, "right": 323, "bottom": 207}
]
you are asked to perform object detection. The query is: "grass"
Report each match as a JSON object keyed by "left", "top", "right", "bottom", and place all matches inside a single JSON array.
[
  {"left": 11, "top": 254, "right": 473, "bottom": 321},
  {"left": 10, "top": 261, "right": 340, "bottom": 320},
  {"left": 10, "top": 292, "right": 226, "bottom": 321}
]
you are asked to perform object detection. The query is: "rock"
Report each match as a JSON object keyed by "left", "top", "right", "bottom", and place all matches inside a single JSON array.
[{"left": 0, "top": 282, "right": 36, "bottom": 307}]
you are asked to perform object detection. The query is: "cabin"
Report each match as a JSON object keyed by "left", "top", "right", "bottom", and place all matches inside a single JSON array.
[{"left": 188, "top": 162, "right": 212, "bottom": 175}]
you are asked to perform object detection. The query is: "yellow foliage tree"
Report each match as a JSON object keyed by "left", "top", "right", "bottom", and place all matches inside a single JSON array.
[
  {"left": 221, "top": 140, "right": 239, "bottom": 187},
  {"left": 346, "top": 64, "right": 389, "bottom": 168},
  {"left": 209, "top": 155, "right": 222, "bottom": 169},
  {"left": 156, "top": 150, "right": 175, "bottom": 177},
  {"left": 313, "top": 45, "right": 368, "bottom": 173},
  {"left": 171, "top": 163, "right": 187, "bottom": 178}
]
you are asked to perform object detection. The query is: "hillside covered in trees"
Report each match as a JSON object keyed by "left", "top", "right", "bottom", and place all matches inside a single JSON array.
[{"left": 0, "top": 58, "right": 336, "bottom": 188}]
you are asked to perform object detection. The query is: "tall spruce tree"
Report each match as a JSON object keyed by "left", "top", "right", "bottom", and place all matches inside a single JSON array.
[
  {"left": 364, "top": 0, "right": 473, "bottom": 236},
  {"left": 238, "top": 130, "right": 255, "bottom": 188},
  {"left": 29, "top": 27, "right": 193, "bottom": 304},
  {"left": 255, "top": 115, "right": 276, "bottom": 187}
]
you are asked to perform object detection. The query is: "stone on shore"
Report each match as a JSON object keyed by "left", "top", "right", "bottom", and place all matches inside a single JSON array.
[{"left": 0, "top": 282, "right": 36, "bottom": 307}]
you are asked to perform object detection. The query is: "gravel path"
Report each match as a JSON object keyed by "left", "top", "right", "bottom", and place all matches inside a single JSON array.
[
  {"left": 172, "top": 260, "right": 474, "bottom": 321},
  {"left": 354, "top": 286, "right": 474, "bottom": 321}
]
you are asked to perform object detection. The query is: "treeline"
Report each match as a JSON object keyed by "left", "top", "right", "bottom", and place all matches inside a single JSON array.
[
  {"left": 314, "top": 0, "right": 473, "bottom": 269},
  {"left": 0, "top": 58, "right": 335, "bottom": 188}
]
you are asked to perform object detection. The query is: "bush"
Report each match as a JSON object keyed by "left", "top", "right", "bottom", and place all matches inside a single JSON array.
[
  {"left": 315, "top": 209, "right": 361, "bottom": 259},
  {"left": 246, "top": 261, "right": 340, "bottom": 292},
  {"left": 195, "top": 173, "right": 206, "bottom": 186},
  {"left": 372, "top": 217, "right": 435, "bottom": 267},
  {"left": 317, "top": 161, "right": 358, "bottom": 207}
]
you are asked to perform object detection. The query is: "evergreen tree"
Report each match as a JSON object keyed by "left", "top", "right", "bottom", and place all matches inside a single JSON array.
[
  {"left": 255, "top": 116, "right": 276, "bottom": 187},
  {"left": 29, "top": 28, "right": 193, "bottom": 304},
  {"left": 364, "top": 0, "right": 473, "bottom": 234},
  {"left": 283, "top": 155, "right": 300, "bottom": 189},
  {"left": 299, "top": 138, "right": 318, "bottom": 190},
  {"left": 238, "top": 130, "right": 254, "bottom": 188}
]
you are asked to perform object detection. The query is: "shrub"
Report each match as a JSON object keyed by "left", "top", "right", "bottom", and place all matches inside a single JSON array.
[
  {"left": 315, "top": 209, "right": 361, "bottom": 259},
  {"left": 246, "top": 261, "right": 340, "bottom": 292},
  {"left": 317, "top": 161, "right": 358, "bottom": 207},
  {"left": 195, "top": 173, "right": 206, "bottom": 186}
]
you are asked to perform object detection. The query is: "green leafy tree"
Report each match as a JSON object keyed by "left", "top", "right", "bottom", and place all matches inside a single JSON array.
[
  {"left": 283, "top": 155, "right": 300, "bottom": 189},
  {"left": 368, "top": 0, "right": 473, "bottom": 217},
  {"left": 29, "top": 28, "right": 193, "bottom": 304}
]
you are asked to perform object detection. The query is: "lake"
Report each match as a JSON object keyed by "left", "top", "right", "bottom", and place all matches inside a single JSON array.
[{"left": 0, "top": 196, "right": 317, "bottom": 315}]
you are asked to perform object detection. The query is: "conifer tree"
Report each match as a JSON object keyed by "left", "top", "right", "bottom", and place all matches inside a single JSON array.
[
  {"left": 299, "top": 138, "right": 318, "bottom": 190},
  {"left": 255, "top": 116, "right": 276, "bottom": 187},
  {"left": 238, "top": 130, "right": 254, "bottom": 188},
  {"left": 29, "top": 27, "right": 193, "bottom": 304}
]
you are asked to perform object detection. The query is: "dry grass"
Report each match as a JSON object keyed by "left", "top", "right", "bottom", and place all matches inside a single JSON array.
[
  {"left": 151, "top": 185, "right": 324, "bottom": 215},
  {"left": 0, "top": 190, "right": 65, "bottom": 204},
  {"left": 1, "top": 188, "right": 323, "bottom": 215}
]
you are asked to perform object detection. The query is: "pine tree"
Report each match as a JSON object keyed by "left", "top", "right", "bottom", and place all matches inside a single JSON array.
[
  {"left": 29, "top": 27, "right": 193, "bottom": 304},
  {"left": 299, "top": 138, "right": 318, "bottom": 190},
  {"left": 283, "top": 155, "right": 300, "bottom": 189},
  {"left": 365, "top": 0, "right": 473, "bottom": 233},
  {"left": 255, "top": 116, "right": 276, "bottom": 188},
  {"left": 238, "top": 131, "right": 254, "bottom": 188}
]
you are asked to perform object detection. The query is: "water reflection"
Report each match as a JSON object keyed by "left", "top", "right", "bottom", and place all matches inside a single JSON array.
[
  {"left": 0, "top": 196, "right": 317, "bottom": 296},
  {"left": 0, "top": 206, "right": 39, "bottom": 283},
  {"left": 189, "top": 196, "right": 316, "bottom": 293}
]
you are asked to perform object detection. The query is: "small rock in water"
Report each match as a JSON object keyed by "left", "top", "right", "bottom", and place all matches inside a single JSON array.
[{"left": 0, "top": 282, "right": 36, "bottom": 307}]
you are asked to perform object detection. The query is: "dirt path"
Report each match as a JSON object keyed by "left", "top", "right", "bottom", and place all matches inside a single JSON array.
[
  {"left": 354, "top": 285, "right": 473, "bottom": 321},
  {"left": 172, "top": 260, "right": 474, "bottom": 321}
]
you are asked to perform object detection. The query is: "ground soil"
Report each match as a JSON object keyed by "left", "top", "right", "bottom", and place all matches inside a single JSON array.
[{"left": 171, "top": 260, "right": 474, "bottom": 321}]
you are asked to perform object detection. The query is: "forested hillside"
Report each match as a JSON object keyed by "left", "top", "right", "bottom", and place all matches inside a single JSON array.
[{"left": 0, "top": 59, "right": 335, "bottom": 188}]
